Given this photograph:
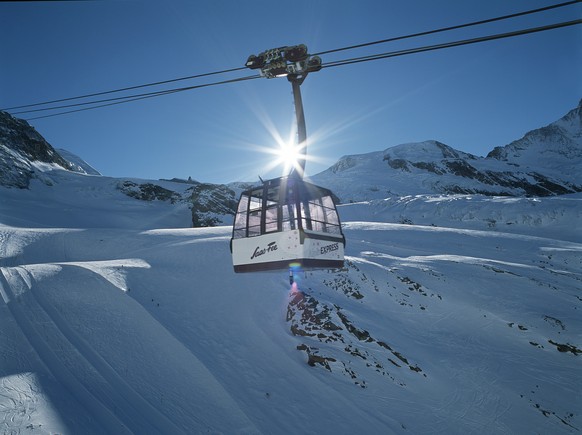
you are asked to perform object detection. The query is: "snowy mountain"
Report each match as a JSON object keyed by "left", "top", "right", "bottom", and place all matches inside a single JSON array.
[
  {"left": 0, "top": 111, "right": 73, "bottom": 188},
  {"left": 488, "top": 98, "right": 582, "bottom": 178},
  {"left": 313, "top": 101, "right": 582, "bottom": 202},
  {"left": 0, "top": 105, "right": 581, "bottom": 434}
]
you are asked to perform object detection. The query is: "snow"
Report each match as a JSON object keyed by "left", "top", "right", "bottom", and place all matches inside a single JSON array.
[
  {"left": 1, "top": 166, "right": 581, "bottom": 434},
  {"left": 56, "top": 148, "right": 101, "bottom": 176},
  {"left": 338, "top": 194, "right": 582, "bottom": 242},
  {"left": 384, "top": 141, "right": 475, "bottom": 161}
]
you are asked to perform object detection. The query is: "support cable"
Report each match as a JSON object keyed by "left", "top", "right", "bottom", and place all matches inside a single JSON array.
[
  {"left": 24, "top": 75, "right": 260, "bottom": 120},
  {"left": 2, "top": 67, "right": 247, "bottom": 111},
  {"left": 20, "top": 19, "right": 581, "bottom": 120},
  {"left": 322, "top": 19, "right": 582, "bottom": 70},
  {"left": 4, "top": 0, "right": 579, "bottom": 114},
  {"left": 3, "top": 4, "right": 578, "bottom": 120},
  {"left": 313, "top": 0, "right": 581, "bottom": 57}
]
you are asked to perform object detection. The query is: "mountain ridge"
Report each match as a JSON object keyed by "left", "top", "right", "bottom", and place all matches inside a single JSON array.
[
  {"left": 0, "top": 111, "right": 91, "bottom": 188},
  {"left": 313, "top": 101, "right": 582, "bottom": 201},
  {"left": 487, "top": 99, "right": 582, "bottom": 176}
]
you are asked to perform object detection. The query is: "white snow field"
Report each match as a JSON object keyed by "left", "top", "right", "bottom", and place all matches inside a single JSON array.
[{"left": 1, "top": 171, "right": 581, "bottom": 434}]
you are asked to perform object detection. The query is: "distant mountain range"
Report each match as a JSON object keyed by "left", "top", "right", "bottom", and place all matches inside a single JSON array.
[
  {"left": 313, "top": 99, "right": 582, "bottom": 202},
  {"left": 1, "top": 99, "right": 581, "bottom": 224}
]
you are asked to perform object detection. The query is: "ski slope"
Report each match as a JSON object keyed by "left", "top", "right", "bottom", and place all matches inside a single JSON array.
[{"left": 0, "top": 173, "right": 581, "bottom": 434}]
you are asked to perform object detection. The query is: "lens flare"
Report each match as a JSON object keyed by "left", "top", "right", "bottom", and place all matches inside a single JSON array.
[
  {"left": 288, "top": 262, "right": 303, "bottom": 291},
  {"left": 289, "top": 262, "right": 302, "bottom": 269},
  {"left": 276, "top": 141, "right": 305, "bottom": 175}
]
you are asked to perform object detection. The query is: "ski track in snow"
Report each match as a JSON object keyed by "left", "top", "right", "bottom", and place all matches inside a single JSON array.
[
  {"left": 0, "top": 266, "right": 134, "bottom": 434},
  {"left": 0, "top": 374, "right": 35, "bottom": 433},
  {"left": 0, "top": 227, "right": 261, "bottom": 434}
]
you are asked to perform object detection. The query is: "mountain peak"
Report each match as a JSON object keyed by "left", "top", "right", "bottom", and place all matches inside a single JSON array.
[
  {"left": 384, "top": 140, "right": 476, "bottom": 162},
  {"left": 0, "top": 110, "right": 94, "bottom": 188},
  {"left": 0, "top": 111, "right": 70, "bottom": 168},
  {"left": 486, "top": 101, "right": 582, "bottom": 175},
  {"left": 57, "top": 148, "right": 101, "bottom": 176}
]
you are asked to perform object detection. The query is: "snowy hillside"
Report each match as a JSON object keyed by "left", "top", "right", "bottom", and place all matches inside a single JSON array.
[
  {"left": 1, "top": 160, "right": 581, "bottom": 434},
  {"left": 339, "top": 193, "right": 582, "bottom": 243}
]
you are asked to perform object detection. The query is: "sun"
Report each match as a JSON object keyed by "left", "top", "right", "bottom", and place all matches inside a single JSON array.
[
  {"left": 232, "top": 92, "right": 338, "bottom": 179},
  {"left": 275, "top": 141, "right": 305, "bottom": 175}
]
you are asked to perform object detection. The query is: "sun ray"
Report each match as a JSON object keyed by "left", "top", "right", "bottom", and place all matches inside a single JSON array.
[{"left": 230, "top": 84, "right": 389, "bottom": 180}]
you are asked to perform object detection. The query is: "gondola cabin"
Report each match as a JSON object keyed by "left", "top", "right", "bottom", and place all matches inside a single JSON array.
[{"left": 231, "top": 176, "right": 345, "bottom": 272}]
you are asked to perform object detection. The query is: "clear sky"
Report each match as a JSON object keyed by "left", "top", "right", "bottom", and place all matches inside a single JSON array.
[{"left": 1, "top": 0, "right": 581, "bottom": 184}]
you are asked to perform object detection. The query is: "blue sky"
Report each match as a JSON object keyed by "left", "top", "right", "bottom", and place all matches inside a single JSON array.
[{"left": 1, "top": 0, "right": 581, "bottom": 183}]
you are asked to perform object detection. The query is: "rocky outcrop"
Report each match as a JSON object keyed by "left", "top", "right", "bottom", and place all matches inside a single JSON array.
[
  {"left": 188, "top": 183, "right": 238, "bottom": 227},
  {"left": 0, "top": 110, "right": 73, "bottom": 188}
]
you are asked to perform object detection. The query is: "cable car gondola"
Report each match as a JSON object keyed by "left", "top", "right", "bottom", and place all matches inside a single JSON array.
[
  {"left": 231, "top": 175, "right": 345, "bottom": 273},
  {"left": 231, "top": 44, "right": 345, "bottom": 275}
]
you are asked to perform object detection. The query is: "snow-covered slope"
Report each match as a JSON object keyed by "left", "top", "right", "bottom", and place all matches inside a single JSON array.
[
  {"left": 338, "top": 193, "right": 582, "bottom": 243},
  {"left": 1, "top": 180, "right": 580, "bottom": 434}
]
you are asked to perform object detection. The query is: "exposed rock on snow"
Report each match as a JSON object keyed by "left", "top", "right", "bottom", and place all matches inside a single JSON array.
[
  {"left": 187, "top": 182, "right": 238, "bottom": 227},
  {"left": 118, "top": 180, "right": 181, "bottom": 203}
]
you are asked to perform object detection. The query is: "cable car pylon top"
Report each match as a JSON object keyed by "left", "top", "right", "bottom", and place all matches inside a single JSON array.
[{"left": 245, "top": 44, "right": 322, "bottom": 179}]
